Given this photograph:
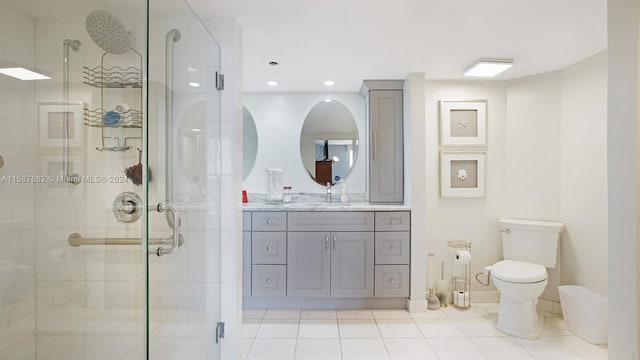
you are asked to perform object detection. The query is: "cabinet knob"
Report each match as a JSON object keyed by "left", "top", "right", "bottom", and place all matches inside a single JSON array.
[
  {"left": 266, "top": 219, "right": 272, "bottom": 224},
  {"left": 390, "top": 246, "right": 395, "bottom": 252},
  {"left": 391, "top": 219, "right": 400, "bottom": 225},
  {"left": 389, "top": 278, "right": 396, "bottom": 284},
  {"left": 266, "top": 278, "right": 272, "bottom": 284},
  {"left": 266, "top": 245, "right": 272, "bottom": 251}
]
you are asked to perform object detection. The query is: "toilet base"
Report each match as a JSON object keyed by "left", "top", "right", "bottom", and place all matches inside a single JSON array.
[{"left": 496, "top": 294, "right": 544, "bottom": 339}]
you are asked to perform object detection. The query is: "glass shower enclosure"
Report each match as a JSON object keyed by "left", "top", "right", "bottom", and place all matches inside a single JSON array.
[{"left": 0, "top": 0, "right": 224, "bottom": 358}]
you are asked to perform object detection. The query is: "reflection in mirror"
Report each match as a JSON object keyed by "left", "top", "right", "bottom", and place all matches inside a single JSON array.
[
  {"left": 177, "top": 100, "right": 206, "bottom": 183},
  {"left": 300, "top": 100, "right": 358, "bottom": 185},
  {"left": 243, "top": 107, "right": 258, "bottom": 180}
]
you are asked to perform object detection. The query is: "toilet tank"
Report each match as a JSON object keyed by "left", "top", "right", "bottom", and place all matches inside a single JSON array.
[{"left": 499, "top": 218, "right": 564, "bottom": 268}]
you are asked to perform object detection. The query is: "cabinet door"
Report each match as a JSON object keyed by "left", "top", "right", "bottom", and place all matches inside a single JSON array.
[
  {"left": 287, "top": 232, "right": 331, "bottom": 297},
  {"left": 331, "top": 232, "right": 374, "bottom": 297},
  {"left": 369, "top": 90, "right": 403, "bottom": 203}
]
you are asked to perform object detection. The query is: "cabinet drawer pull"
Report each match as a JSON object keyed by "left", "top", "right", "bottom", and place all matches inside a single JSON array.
[
  {"left": 325, "top": 235, "right": 329, "bottom": 250},
  {"left": 332, "top": 235, "right": 337, "bottom": 250},
  {"left": 266, "top": 245, "right": 272, "bottom": 251},
  {"left": 266, "top": 219, "right": 272, "bottom": 224},
  {"left": 266, "top": 278, "right": 272, "bottom": 284},
  {"left": 390, "top": 218, "right": 400, "bottom": 225}
]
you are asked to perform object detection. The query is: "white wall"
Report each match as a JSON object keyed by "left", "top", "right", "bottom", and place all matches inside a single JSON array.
[
  {"left": 560, "top": 52, "right": 608, "bottom": 296},
  {"left": 420, "top": 53, "right": 608, "bottom": 305},
  {"left": 243, "top": 92, "right": 366, "bottom": 194},
  {"left": 423, "top": 80, "right": 508, "bottom": 295},
  {"left": 607, "top": 0, "right": 639, "bottom": 357}
]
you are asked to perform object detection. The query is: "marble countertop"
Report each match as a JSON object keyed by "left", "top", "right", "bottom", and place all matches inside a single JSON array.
[
  {"left": 242, "top": 202, "right": 410, "bottom": 211},
  {"left": 241, "top": 192, "right": 410, "bottom": 211}
]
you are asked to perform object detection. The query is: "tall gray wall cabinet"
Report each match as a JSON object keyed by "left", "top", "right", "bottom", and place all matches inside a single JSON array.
[{"left": 360, "top": 80, "right": 404, "bottom": 204}]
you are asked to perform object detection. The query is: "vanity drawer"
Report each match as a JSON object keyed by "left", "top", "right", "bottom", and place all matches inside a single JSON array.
[
  {"left": 252, "top": 232, "right": 287, "bottom": 264},
  {"left": 375, "top": 265, "right": 409, "bottom": 297},
  {"left": 243, "top": 231, "right": 252, "bottom": 296},
  {"left": 375, "top": 232, "right": 410, "bottom": 264},
  {"left": 288, "top": 212, "right": 374, "bottom": 232},
  {"left": 252, "top": 265, "right": 286, "bottom": 297},
  {"left": 243, "top": 212, "right": 252, "bottom": 231},
  {"left": 252, "top": 212, "right": 286, "bottom": 231},
  {"left": 375, "top": 212, "right": 410, "bottom": 231}
]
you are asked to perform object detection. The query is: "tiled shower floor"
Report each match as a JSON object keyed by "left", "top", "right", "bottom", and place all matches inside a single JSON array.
[{"left": 242, "top": 303, "right": 608, "bottom": 360}]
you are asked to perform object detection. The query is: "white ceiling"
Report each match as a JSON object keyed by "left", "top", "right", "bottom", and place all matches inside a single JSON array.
[
  {"left": 3, "top": 0, "right": 607, "bottom": 92},
  {"left": 188, "top": 0, "right": 607, "bottom": 92}
]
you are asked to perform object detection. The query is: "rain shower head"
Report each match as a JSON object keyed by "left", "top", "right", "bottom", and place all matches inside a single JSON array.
[{"left": 86, "top": 10, "right": 132, "bottom": 54}]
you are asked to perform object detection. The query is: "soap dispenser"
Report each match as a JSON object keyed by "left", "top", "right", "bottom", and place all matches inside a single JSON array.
[{"left": 340, "top": 185, "right": 349, "bottom": 203}]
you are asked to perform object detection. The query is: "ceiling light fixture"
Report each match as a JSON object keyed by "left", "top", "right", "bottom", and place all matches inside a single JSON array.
[
  {"left": 189, "top": 82, "right": 200, "bottom": 87},
  {"left": 267, "top": 80, "right": 279, "bottom": 86},
  {"left": 463, "top": 59, "right": 514, "bottom": 77},
  {"left": 191, "top": 128, "right": 201, "bottom": 132},
  {"left": 0, "top": 67, "right": 50, "bottom": 80},
  {"left": 324, "top": 99, "right": 332, "bottom": 103},
  {"left": 323, "top": 80, "right": 335, "bottom": 87}
]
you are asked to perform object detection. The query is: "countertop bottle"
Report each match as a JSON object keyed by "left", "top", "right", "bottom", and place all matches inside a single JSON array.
[
  {"left": 282, "top": 186, "right": 292, "bottom": 203},
  {"left": 340, "top": 185, "right": 349, "bottom": 203}
]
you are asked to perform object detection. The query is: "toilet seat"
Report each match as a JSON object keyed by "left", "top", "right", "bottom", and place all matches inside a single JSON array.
[{"left": 492, "top": 260, "right": 547, "bottom": 283}]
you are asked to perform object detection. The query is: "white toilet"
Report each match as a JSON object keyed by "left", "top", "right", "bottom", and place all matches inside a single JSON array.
[{"left": 490, "top": 218, "right": 564, "bottom": 339}]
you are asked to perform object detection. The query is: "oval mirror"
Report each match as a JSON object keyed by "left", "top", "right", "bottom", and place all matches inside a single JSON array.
[
  {"left": 243, "top": 107, "right": 258, "bottom": 180},
  {"left": 300, "top": 100, "right": 358, "bottom": 185}
]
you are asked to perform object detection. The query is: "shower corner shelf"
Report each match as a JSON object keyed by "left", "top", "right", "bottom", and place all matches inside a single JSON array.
[{"left": 83, "top": 49, "right": 143, "bottom": 152}]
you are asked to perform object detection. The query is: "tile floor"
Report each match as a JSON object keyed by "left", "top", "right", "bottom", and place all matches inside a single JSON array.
[{"left": 242, "top": 303, "right": 609, "bottom": 360}]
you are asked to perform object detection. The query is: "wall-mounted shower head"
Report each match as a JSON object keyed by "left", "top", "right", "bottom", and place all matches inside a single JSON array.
[{"left": 86, "top": 10, "right": 132, "bottom": 54}]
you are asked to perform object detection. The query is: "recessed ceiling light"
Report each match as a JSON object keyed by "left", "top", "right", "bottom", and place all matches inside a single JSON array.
[
  {"left": 0, "top": 67, "right": 50, "bottom": 80},
  {"left": 187, "top": 66, "right": 198, "bottom": 72},
  {"left": 267, "top": 80, "right": 279, "bottom": 86},
  {"left": 189, "top": 82, "right": 200, "bottom": 87},
  {"left": 323, "top": 80, "right": 335, "bottom": 87},
  {"left": 191, "top": 128, "right": 201, "bottom": 132},
  {"left": 463, "top": 59, "right": 514, "bottom": 77},
  {"left": 324, "top": 99, "right": 332, "bottom": 103}
]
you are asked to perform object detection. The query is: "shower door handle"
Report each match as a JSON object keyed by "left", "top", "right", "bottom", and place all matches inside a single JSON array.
[{"left": 149, "top": 203, "right": 182, "bottom": 256}]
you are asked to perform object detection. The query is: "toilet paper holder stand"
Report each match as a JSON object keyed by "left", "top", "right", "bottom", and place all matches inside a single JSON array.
[{"left": 448, "top": 240, "right": 472, "bottom": 309}]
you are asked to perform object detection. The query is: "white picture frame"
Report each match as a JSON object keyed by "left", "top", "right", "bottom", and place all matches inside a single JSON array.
[
  {"left": 440, "top": 150, "right": 486, "bottom": 198},
  {"left": 440, "top": 100, "right": 487, "bottom": 146},
  {"left": 38, "top": 102, "right": 84, "bottom": 148}
]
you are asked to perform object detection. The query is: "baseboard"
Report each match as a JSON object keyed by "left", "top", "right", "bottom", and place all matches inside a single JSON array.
[
  {"left": 243, "top": 296, "right": 407, "bottom": 310},
  {"left": 407, "top": 299, "right": 427, "bottom": 312},
  {"left": 537, "top": 298, "right": 562, "bottom": 315}
]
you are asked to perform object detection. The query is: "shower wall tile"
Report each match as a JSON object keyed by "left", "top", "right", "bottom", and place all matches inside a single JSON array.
[
  {"left": 35, "top": 229, "right": 84, "bottom": 281},
  {"left": 36, "top": 280, "right": 86, "bottom": 333}
]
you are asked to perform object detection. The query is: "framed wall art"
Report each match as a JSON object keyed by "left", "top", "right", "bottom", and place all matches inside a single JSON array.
[
  {"left": 38, "top": 102, "right": 84, "bottom": 148},
  {"left": 440, "top": 150, "right": 486, "bottom": 198},
  {"left": 440, "top": 100, "right": 487, "bottom": 146}
]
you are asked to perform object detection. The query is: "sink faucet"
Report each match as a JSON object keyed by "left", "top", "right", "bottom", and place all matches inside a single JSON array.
[{"left": 326, "top": 182, "right": 332, "bottom": 203}]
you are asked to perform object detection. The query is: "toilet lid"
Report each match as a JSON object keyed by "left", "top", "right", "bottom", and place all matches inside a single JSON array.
[{"left": 492, "top": 260, "right": 547, "bottom": 283}]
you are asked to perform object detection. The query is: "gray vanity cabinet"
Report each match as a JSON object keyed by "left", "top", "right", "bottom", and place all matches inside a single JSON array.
[{"left": 362, "top": 81, "right": 404, "bottom": 204}]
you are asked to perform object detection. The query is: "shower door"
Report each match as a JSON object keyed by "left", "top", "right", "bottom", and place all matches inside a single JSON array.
[
  {"left": 147, "top": 1, "right": 223, "bottom": 359},
  {"left": 0, "top": 0, "right": 223, "bottom": 359}
]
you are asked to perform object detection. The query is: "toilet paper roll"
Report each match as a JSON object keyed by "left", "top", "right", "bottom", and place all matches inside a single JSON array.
[
  {"left": 455, "top": 290, "right": 470, "bottom": 307},
  {"left": 454, "top": 250, "right": 471, "bottom": 265}
]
